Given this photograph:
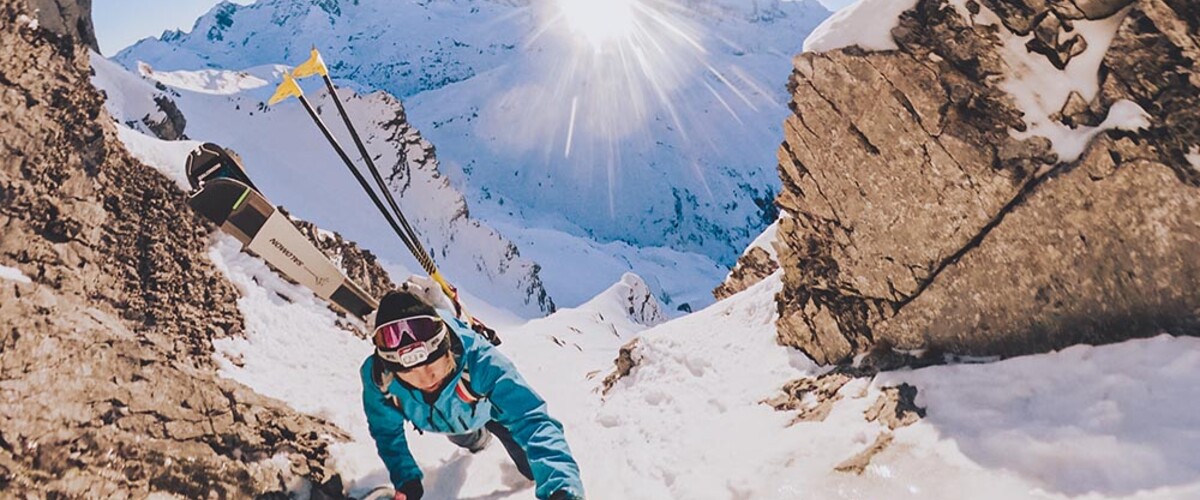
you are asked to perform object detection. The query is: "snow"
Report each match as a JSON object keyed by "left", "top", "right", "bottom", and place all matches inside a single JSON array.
[
  {"left": 880, "top": 335, "right": 1200, "bottom": 497},
  {"left": 114, "top": 124, "right": 200, "bottom": 191},
  {"left": 90, "top": 53, "right": 168, "bottom": 132},
  {"left": 137, "top": 61, "right": 277, "bottom": 95},
  {"left": 803, "top": 0, "right": 918, "bottom": 53},
  {"left": 488, "top": 218, "right": 727, "bottom": 315},
  {"left": 204, "top": 233, "right": 1200, "bottom": 499},
  {"left": 17, "top": 13, "right": 37, "bottom": 30},
  {"left": 0, "top": 264, "right": 31, "bottom": 284},
  {"left": 1187, "top": 147, "right": 1200, "bottom": 172},
  {"left": 970, "top": 3, "right": 1137, "bottom": 163},
  {"left": 743, "top": 216, "right": 781, "bottom": 260}
]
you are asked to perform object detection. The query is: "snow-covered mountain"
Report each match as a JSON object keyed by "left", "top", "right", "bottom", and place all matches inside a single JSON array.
[{"left": 113, "top": 0, "right": 831, "bottom": 307}]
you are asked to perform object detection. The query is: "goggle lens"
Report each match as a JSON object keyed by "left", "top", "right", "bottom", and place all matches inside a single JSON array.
[{"left": 373, "top": 316, "right": 443, "bottom": 350}]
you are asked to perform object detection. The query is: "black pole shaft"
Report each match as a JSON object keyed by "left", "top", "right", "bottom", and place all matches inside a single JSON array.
[
  {"left": 296, "top": 95, "right": 432, "bottom": 273},
  {"left": 321, "top": 75, "right": 438, "bottom": 273}
]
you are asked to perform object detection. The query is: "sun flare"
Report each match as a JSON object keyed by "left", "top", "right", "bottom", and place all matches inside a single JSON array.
[{"left": 558, "top": 0, "right": 637, "bottom": 50}]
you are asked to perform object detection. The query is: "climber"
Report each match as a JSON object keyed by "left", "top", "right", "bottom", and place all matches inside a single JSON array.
[{"left": 361, "top": 281, "right": 585, "bottom": 500}]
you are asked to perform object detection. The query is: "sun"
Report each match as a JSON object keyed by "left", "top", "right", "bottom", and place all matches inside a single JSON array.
[{"left": 557, "top": 0, "right": 637, "bottom": 51}]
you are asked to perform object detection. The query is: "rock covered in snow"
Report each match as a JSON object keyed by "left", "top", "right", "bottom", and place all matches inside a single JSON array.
[
  {"left": 583, "top": 273, "right": 666, "bottom": 328},
  {"left": 775, "top": 0, "right": 1200, "bottom": 364},
  {"left": 713, "top": 218, "right": 782, "bottom": 300},
  {"left": 0, "top": 2, "right": 349, "bottom": 496},
  {"left": 89, "top": 55, "right": 188, "bottom": 141}
]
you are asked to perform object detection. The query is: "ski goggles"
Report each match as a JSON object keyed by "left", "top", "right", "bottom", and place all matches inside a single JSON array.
[{"left": 373, "top": 316, "right": 449, "bottom": 369}]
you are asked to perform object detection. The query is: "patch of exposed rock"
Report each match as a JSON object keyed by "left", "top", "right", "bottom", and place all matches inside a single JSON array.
[
  {"left": 865, "top": 383, "right": 925, "bottom": 430},
  {"left": 775, "top": 0, "right": 1200, "bottom": 365},
  {"left": 713, "top": 246, "right": 779, "bottom": 300},
  {"left": 764, "top": 371, "right": 854, "bottom": 424},
  {"left": 834, "top": 432, "right": 894, "bottom": 475},
  {"left": 601, "top": 338, "right": 641, "bottom": 395},
  {"left": 0, "top": 1, "right": 349, "bottom": 496},
  {"left": 766, "top": 372, "right": 925, "bottom": 474},
  {"left": 143, "top": 94, "right": 187, "bottom": 141}
]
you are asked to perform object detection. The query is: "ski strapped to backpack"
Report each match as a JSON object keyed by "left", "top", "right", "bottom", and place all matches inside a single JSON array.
[
  {"left": 269, "top": 47, "right": 501, "bottom": 346},
  {"left": 185, "top": 143, "right": 379, "bottom": 319}
]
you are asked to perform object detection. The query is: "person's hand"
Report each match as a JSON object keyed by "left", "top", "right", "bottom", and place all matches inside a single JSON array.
[{"left": 392, "top": 492, "right": 406, "bottom": 500}]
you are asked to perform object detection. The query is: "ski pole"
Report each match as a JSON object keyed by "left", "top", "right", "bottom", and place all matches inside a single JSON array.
[
  {"left": 294, "top": 50, "right": 452, "bottom": 294},
  {"left": 314, "top": 74, "right": 475, "bottom": 320},
  {"left": 291, "top": 49, "right": 496, "bottom": 337},
  {"left": 317, "top": 75, "right": 441, "bottom": 277},
  {"left": 270, "top": 73, "right": 427, "bottom": 269},
  {"left": 273, "top": 64, "right": 501, "bottom": 343}
]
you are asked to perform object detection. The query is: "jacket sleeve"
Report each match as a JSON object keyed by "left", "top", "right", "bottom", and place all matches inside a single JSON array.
[
  {"left": 471, "top": 344, "right": 586, "bottom": 500},
  {"left": 360, "top": 357, "right": 423, "bottom": 489}
]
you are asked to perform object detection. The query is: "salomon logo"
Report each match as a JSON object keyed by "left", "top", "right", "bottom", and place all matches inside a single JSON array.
[{"left": 270, "top": 238, "right": 305, "bottom": 268}]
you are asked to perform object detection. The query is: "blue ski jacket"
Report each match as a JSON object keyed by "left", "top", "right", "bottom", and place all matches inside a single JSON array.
[{"left": 360, "top": 309, "right": 585, "bottom": 500}]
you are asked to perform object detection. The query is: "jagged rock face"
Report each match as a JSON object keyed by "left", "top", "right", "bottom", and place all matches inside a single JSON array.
[
  {"left": 611, "top": 273, "right": 666, "bottom": 327},
  {"left": 144, "top": 94, "right": 187, "bottom": 141},
  {"left": 775, "top": 0, "right": 1200, "bottom": 365},
  {"left": 713, "top": 247, "right": 779, "bottom": 300},
  {"left": 0, "top": 1, "right": 348, "bottom": 496},
  {"left": 26, "top": 0, "right": 95, "bottom": 52}
]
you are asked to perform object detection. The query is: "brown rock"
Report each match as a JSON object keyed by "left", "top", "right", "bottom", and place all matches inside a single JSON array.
[
  {"left": 864, "top": 384, "right": 926, "bottom": 430},
  {"left": 26, "top": 0, "right": 97, "bottom": 52},
  {"left": 774, "top": 0, "right": 1200, "bottom": 365},
  {"left": 0, "top": 0, "right": 352, "bottom": 496},
  {"left": 713, "top": 246, "right": 778, "bottom": 299},
  {"left": 835, "top": 432, "right": 894, "bottom": 475},
  {"left": 601, "top": 338, "right": 641, "bottom": 395},
  {"left": 763, "top": 372, "right": 853, "bottom": 423}
]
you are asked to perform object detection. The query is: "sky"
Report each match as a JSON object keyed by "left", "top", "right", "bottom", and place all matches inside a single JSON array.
[{"left": 93, "top": 0, "right": 857, "bottom": 57}]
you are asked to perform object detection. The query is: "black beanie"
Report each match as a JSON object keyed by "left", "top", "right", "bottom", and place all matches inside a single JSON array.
[{"left": 375, "top": 290, "right": 439, "bottom": 329}]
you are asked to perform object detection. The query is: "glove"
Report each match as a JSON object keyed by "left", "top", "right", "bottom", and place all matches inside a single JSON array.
[
  {"left": 393, "top": 479, "right": 423, "bottom": 500},
  {"left": 548, "top": 490, "right": 584, "bottom": 500},
  {"left": 469, "top": 316, "right": 502, "bottom": 346},
  {"left": 400, "top": 275, "right": 457, "bottom": 312}
]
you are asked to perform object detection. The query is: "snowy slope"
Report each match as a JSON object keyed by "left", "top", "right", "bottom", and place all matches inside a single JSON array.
[
  {"left": 193, "top": 236, "right": 1200, "bottom": 500},
  {"left": 115, "top": 0, "right": 830, "bottom": 269},
  {"left": 101, "top": 120, "right": 1200, "bottom": 497},
  {"left": 112, "top": 123, "right": 1200, "bottom": 497}
]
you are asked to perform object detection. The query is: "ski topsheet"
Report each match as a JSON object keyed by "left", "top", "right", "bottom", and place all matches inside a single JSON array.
[{"left": 186, "top": 144, "right": 378, "bottom": 319}]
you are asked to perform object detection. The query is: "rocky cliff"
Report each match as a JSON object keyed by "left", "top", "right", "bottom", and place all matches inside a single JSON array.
[
  {"left": 0, "top": 0, "right": 351, "bottom": 496},
  {"left": 27, "top": 0, "right": 95, "bottom": 52},
  {"left": 775, "top": 0, "right": 1200, "bottom": 365}
]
